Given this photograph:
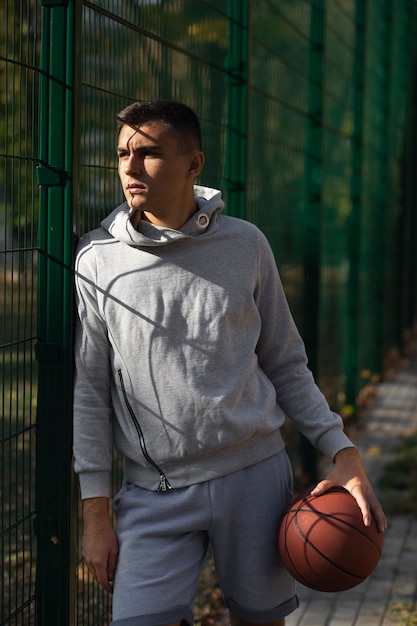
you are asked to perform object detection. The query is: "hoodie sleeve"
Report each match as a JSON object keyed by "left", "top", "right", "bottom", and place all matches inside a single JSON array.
[
  {"left": 254, "top": 231, "right": 354, "bottom": 461},
  {"left": 73, "top": 235, "right": 113, "bottom": 499}
]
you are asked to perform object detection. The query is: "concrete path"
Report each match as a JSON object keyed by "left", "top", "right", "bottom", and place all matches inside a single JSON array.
[{"left": 286, "top": 339, "right": 417, "bottom": 626}]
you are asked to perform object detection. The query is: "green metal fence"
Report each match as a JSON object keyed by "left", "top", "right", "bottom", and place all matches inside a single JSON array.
[
  {"left": 1, "top": 0, "right": 417, "bottom": 624},
  {"left": 1, "top": 1, "right": 41, "bottom": 623}
]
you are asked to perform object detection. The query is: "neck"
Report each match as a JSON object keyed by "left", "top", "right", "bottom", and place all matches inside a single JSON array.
[
  {"left": 141, "top": 207, "right": 196, "bottom": 230},
  {"left": 134, "top": 193, "right": 198, "bottom": 230}
]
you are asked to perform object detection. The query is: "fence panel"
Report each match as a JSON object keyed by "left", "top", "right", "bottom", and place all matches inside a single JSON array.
[
  {"left": 77, "top": 0, "right": 231, "bottom": 235},
  {"left": 1, "top": 1, "right": 41, "bottom": 623},
  {"left": 248, "top": 0, "right": 312, "bottom": 332},
  {"left": 1, "top": 1, "right": 417, "bottom": 624},
  {"left": 320, "top": 0, "right": 356, "bottom": 406},
  {"left": 247, "top": 0, "right": 322, "bottom": 479}
]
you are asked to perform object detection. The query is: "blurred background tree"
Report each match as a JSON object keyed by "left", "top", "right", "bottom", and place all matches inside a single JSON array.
[{"left": 1, "top": 0, "right": 40, "bottom": 253}]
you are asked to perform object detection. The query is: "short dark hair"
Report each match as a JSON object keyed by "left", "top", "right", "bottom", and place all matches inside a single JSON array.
[{"left": 117, "top": 100, "right": 202, "bottom": 153}]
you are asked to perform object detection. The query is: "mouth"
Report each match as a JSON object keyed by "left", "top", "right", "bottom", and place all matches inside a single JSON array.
[{"left": 127, "top": 183, "right": 146, "bottom": 193}]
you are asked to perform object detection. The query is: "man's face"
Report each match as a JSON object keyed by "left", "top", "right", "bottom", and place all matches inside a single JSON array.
[{"left": 117, "top": 121, "right": 199, "bottom": 227}]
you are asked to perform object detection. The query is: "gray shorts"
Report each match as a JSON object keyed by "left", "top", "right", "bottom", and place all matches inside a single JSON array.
[{"left": 111, "top": 451, "right": 299, "bottom": 625}]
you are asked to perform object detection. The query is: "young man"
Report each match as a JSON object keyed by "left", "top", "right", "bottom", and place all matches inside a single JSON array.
[{"left": 73, "top": 100, "right": 386, "bottom": 626}]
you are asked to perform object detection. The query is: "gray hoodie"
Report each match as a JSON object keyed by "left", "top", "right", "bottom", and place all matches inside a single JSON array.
[{"left": 73, "top": 185, "right": 353, "bottom": 498}]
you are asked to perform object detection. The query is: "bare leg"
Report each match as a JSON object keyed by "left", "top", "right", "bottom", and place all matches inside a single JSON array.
[{"left": 229, "top": 610, "right": 285, "bottom": 626}]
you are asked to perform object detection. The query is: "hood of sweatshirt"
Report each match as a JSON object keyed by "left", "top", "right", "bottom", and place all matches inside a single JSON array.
[{"left": 101, "top": 185, "right": 225, "bottom": 247}]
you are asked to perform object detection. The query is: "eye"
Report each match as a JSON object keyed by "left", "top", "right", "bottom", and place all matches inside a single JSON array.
[{"left": 143, "top": 150, "right": 161, "bottom": 158}]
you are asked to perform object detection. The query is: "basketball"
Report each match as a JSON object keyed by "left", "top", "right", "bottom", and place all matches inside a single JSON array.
[{"left": 278, "top": 486, "right": 384, "bottom": 592}]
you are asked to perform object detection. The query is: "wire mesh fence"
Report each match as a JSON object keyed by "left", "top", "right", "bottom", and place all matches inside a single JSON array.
[
  {"left": 1, "top": 0, "right": 41, "bottom": 623},
  {"left": 1, "top": 0, "right": 417, "bottom": 624}
]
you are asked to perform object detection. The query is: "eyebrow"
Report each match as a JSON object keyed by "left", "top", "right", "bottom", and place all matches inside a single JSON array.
[{"left": 116, "top": 143, "right": 163, "bottom": 155}]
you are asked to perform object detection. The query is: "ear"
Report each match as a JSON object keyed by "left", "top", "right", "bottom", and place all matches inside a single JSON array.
[{"left": 188, "top": 151, "right": 205, "bottom": 179}]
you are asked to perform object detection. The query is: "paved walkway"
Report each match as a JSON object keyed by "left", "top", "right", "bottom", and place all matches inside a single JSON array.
[
  {"left": 286, "top": 336, "right": 417, "bottom": 626},
  {"left": 206, "top": 336, "right": 417, "bottom": 626}
]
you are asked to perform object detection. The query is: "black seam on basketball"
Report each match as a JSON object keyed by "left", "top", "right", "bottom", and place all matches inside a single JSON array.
[
  {"left": 293, "top": 511, "right": 374, "bottom": 580},
  {"left": 281, "top": 519, "right": 315, "bottom": 587},
  {"left": 289, "top": 508, "right": 382, "bottom": 552}
]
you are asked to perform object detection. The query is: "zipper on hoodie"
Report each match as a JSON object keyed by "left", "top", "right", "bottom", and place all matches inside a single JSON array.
[{"left": 117, "top": 369, "right": 172, "bottom": 492}]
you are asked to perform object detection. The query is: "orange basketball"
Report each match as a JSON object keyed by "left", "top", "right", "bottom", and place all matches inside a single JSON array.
[{"left": 278, "top": 487, "right": 384, "bottom": 592}]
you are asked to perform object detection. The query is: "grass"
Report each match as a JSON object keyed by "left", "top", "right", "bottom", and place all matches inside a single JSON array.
[
  {"left": 387, "top": 602, "right": 417, "bottom": 625},
  {"left": 378, "top": 431, "right": 417, "bottom": 516}
]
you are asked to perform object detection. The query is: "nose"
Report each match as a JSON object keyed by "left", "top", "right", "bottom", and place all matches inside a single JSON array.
[{"left": 124, "top": 154, "right": 142, "bottom": 176}]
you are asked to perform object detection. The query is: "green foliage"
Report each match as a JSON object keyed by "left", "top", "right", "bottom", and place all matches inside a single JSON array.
[
  {"left": 1, "top": 0, "right": 41, "bottom": 232},
  {"left": 388, "top": 602, "right": 417, "bottom": 626},
  {"left": 378, "top": 431, "right": 417, "bottom": 516}
]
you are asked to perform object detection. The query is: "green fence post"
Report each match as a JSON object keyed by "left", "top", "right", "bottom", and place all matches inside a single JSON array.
[
  {"left": 400, "top": 3, "right": 417, "bottom": 333},
  {"left": 300, "top": 0, "right": 326, "bottom": 482},
  {"left": 345, "top": 0, "right": 367, "bottom": 409},
  {"left": 35, "top": 1, "right": 75, "bottom": 624},
  {"left": 411, "top": 8, "right": 417, "bottom": 325},
  {"left": 371, "top": 0, "right": 393, "bottom": 374},
  {"left": 406, "top": 35, "right": 417, "bottom": 327},
  {"left": 223, "top": 0, "right": 249, "bottom": 218},
  {"left": 303, "top": 0, "right": 325, "bottom": 377}
]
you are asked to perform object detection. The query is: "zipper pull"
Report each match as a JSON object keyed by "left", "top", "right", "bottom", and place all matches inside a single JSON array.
[{"left": 157, "top": 475, "right": 172, "bottom": 492}]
